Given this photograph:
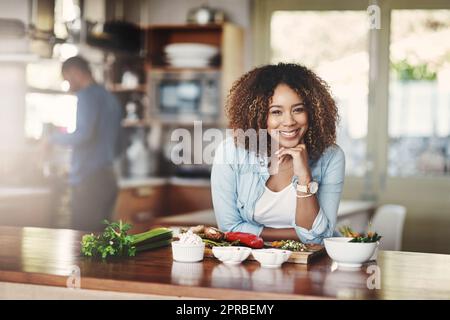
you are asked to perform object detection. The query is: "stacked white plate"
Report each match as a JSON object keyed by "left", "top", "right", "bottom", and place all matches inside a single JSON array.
[{"left": 164, "top": 43, "right": 219, "bottom": 67}]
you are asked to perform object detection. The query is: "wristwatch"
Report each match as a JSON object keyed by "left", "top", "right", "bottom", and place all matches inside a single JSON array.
[{"left": 296, "top": 181, "right": 319, "bottom": 194}]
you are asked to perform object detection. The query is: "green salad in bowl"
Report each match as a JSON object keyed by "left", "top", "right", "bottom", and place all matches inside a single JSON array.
[{"left": 339, "top": 226, "right": 382, "bottom": 243}]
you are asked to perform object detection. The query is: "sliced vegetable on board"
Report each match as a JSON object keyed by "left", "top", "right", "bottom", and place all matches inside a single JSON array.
[{"left": 224, "top": 232, "right": 264, "bottom": 249}]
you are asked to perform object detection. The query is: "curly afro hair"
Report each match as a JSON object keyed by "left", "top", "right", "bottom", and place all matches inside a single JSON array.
[{"left": 226, "top": 63, "right": 339, "bottom": 161}]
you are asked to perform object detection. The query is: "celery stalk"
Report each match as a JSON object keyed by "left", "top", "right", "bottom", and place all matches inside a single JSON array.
[
  {"left": 135, "top": 238, "right": 172, "bottom": 252},
  {"left": 130, "top": 227, "right": 172, "bottom": 246}
]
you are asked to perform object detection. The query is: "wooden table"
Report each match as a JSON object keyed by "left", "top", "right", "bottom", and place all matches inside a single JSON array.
[{"left": 1, "top": 226, "right": 449, "bottom": 299}]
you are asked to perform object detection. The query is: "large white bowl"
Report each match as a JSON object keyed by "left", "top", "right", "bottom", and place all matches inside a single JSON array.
[
  {"left": 212, "top": 246, "right": 252, "bottom": 265},
  {"left": 324, "top": 237, "right": 378, "bottom": 268},
  {"left": 251, "top": 249, "right": 292, "bottom": 268},
  {"left": 171, "top": 241, "right": 205, "bottom": 263}
]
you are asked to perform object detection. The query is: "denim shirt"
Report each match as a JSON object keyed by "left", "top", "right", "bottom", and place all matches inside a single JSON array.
[{"left": 210, "top": 137, "right": 345, "bottom": 244}]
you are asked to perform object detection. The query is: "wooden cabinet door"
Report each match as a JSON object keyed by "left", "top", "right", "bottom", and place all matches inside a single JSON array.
[
  {"left": 113, "top": 185, "right": 167, "bottom": 233},
  {"left": 167, "top": 185, "right": 213, "bottom": 216}
]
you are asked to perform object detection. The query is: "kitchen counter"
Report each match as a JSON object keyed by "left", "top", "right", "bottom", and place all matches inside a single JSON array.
[
  {"left": 118, "top": 177, "right": 169, "bottom": 189},
  {"left": 1, "top": 225, "right": 449, "bottom": 299},
  {"left": 118, "top": 177, "right": 210, "bottom": 189},
  {"left": 0, "top": 187, "right": 53, "bottom": 228},
  {"left": 0, "top": 186, "right": 51, "bottom": 199},
  {"left": 153, "top": 200, "right": 376, "bottom": 228}
]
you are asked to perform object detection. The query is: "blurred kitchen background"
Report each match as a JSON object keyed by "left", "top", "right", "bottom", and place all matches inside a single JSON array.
[{"left": 0, "top": 0, "right": 449, "bottom": 254}]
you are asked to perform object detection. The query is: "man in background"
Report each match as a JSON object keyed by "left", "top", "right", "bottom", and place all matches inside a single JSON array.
[{"left": 49, "top": 56, "right": 122, "bottom": 231}]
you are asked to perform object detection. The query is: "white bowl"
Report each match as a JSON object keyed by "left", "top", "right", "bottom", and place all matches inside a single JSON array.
[
  {"left": 212, "top": 246, "right": 252, "bottom": 265},
  {"left": 171, "top": 241, "right": 205, "bottom": 263},
  {"left": 164, "top": 43, "right": 219, "bottom": 56},
  {"left": 324, "top": 237, "right": 379, "bottom": 268},
  {"left": 251, "top": 249, "right": 292, "bottom": 268},
  {"left": 166, "top": 57, "right": 211, "bottom": 68}
]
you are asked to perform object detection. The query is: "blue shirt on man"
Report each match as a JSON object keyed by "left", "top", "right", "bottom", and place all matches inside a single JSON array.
[{"left": 51, "top": 83, "right": 122, "bottom": 185}]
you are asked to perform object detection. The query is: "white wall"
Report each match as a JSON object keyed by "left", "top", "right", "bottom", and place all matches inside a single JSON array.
[
  {"left": 0, "top": 0, "right": 30, "bottom": 158},
  {"left": 0, "top": 0, "right": 46, "bottom": 186},
  {"left": 0, "top": 0, "right": 29, "bottom": 54},
  {"left": 142, "top": 0, "right": 253, "bottom": 71}
]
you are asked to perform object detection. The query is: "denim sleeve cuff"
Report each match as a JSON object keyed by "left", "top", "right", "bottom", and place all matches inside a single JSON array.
[
  {"left": 294, "top": 207, "right": 329, "bottom": 244},
  {"left": 235, "top": 222, "right": 264, "bottom": 237}
]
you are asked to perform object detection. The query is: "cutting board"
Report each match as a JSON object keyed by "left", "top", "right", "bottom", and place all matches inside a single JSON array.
[{"left": 204, "top": 244, "right": 325, "bottom": 265}]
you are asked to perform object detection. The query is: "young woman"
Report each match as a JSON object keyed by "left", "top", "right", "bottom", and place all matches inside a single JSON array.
[{"left": 211, "top": 63, "right": 345, "bottom": 244}]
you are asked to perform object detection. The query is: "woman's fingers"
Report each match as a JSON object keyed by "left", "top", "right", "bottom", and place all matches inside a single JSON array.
[{"left": 277, "top": 147, "right": 304, "bottom": 158}]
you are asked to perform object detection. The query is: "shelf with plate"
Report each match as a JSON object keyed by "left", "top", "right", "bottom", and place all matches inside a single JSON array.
[
  {"left": 144, "top": 22, "right": 243, "bottom": 125},
  {"left": 114, "top": 24, "right": 244, "bottom": 185}
]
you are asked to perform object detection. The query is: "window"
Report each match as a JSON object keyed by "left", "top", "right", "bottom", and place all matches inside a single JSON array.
[
  {"left": 25, "top": 93, "right": 77, "bottom": 139},
  {"left": 270, "top": 11, "right": 369, "bottom": 176},
  {"left": 25, "top": 0, "right": 82, "bottom": 139},
  {"left": 388, "top": 9, "right": 450, "bottom": 176}
]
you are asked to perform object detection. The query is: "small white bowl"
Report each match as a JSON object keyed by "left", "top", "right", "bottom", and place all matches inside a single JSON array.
[
  {"left": 212, "top": 246, "right": 252, "bottom": 265},
  {"left": 251, "top": 249, "right": 292, "bottom": 268},
  {"left": 324, "top": 237, "right": 379, "bottom": 268},
  {"left": 171, "top": 241, "right": 205, "bottom": 263}
]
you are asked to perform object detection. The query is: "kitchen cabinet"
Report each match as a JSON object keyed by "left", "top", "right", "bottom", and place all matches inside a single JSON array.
[
  {"left": 167, "top": 184, "right": 213, "bottom": 216},
  {"left": 113, "top": 183, "right": 168, "bottom": 234},
  {"left": 114, "top": 178, "right": 213, "bottom": 233}
]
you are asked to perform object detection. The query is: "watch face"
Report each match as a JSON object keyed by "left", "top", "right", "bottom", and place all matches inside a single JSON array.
[{"left": 309, "top": 181, "right": 319, "bottom": 194}]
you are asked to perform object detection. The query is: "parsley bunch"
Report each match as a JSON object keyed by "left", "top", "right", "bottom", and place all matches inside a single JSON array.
[{"left": 81, "top": 220, "right": 136, "bottom": 259}]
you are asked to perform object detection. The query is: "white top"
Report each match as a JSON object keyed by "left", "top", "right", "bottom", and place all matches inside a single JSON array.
[{"left": 253, "top": 184, "right": 297, "bottom": 228}]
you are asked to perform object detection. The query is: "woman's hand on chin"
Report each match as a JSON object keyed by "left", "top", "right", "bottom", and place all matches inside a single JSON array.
[{"left": 275, "top": 143, "right": 312, "bottom": 183}]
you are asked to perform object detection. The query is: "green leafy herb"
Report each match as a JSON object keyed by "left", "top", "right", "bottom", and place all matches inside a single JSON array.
[
  {"left": 81, "top": 220, "right": 136, "bottom": 259},
  {"left": 81, "top": 220, "right": 172, "bottom": 259},
  {"left": 271, "top": 240, "right": 308, "bottom": 252},
  {"left": 349, "top": 232, "right": 382, "bottom": 243},
  {"left": 339, "top": 225, "right": 382, "bottom": 243}
]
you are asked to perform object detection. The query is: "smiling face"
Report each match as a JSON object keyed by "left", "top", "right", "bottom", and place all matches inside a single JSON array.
[{"left": 266, "top": 83, "right": 309, "bottom": 148}]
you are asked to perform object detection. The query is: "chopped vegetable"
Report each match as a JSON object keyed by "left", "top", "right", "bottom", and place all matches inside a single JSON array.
[
  {"left": 271, "top": 240, "right": 308, "bottom": 252},
  {"left": 189, "top": 225, "right": 205, "bottom": 234},
  {"left": 202, "top": 238, "right": 240, "bottom": 248},
  {"left": 81, "top": 220, "right": 172, "bottom": 259},
  {"left": 339, "top": 226, "right": 360, "bottom": 238},
  {"left": 339, "top": 225, "right": 382, "bottom": 243},
  {"left": 135, "top": 238, "right": 172, "bottom": 252},
  {"left": 203, "top": 226, "right": 225, "bottom": 241},
  {"left": 187, "top": 225, "right": 225, "bottom": 241},
  {"left": 349, "top": 232, "right": 382, "bottom": 243},
  {"left": 224, "top": 232, "right": 264, "bottom": 249},
  {"left": 185, "top": 225, "right": 263, "bottom": 248}
]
